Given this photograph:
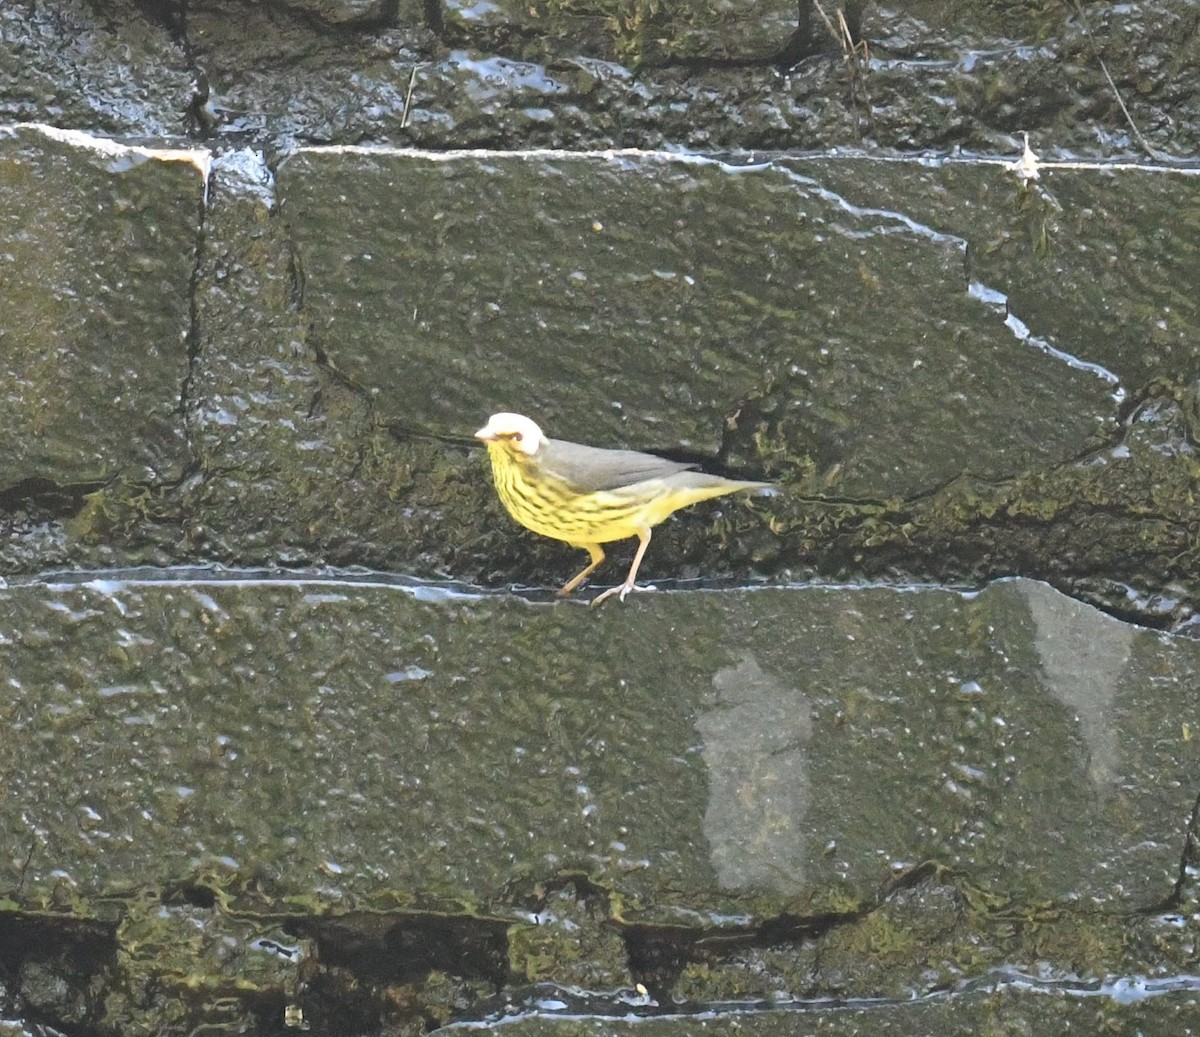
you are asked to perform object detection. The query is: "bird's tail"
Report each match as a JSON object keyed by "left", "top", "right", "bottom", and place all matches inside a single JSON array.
[{"left": 661, "top": 472, "right": 774, "bottom": 505}]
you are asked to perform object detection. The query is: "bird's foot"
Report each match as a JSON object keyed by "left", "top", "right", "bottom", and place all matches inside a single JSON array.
[{"left": 590, "top": 581, "right": 645, "bottom": 607}]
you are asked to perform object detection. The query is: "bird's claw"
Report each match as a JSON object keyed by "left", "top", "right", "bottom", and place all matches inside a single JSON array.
[{"left": 590, "top": 582, "right": 641, "bottom": 607}]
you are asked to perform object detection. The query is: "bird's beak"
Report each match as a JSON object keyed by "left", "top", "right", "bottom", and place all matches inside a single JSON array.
[{"left": 474, "top": 426, "right": 496, "bottom": 442}]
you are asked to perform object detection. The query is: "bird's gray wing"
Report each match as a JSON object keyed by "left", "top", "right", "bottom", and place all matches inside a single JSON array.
[{"left": 538, "top": 437, "right": 697, "bottom": 494}]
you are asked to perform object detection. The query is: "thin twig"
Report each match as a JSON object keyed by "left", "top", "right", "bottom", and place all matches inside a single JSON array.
[
  {"left": 812, "top": 0, "right": 872, "bottom": 118},
  {"left": 1071, "top": 0, "right": 1169, "bottom": 162},
  {"left": 812, "top": 0, "right": 840, "bottom": 43},
  {"left": 401, "top": 63, "right": 427, "bottom": 129}
]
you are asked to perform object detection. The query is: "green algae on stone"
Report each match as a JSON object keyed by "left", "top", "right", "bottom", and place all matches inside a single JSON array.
[
  {"left": 529, "top": 0, "right": 796, "bottom": 63},
  {"left": 104, "top": 889, "right": 306, "bottom": 1037},
  {"left": 507, "top": 881, "right": 630, "bottom": 987}
]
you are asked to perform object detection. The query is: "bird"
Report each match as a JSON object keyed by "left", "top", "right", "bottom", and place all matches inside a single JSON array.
[{"left": 475, "top": 412, "right": 772, "bottom": 605}]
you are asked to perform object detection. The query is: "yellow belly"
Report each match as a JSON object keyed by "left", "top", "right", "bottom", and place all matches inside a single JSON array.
[{"left": 490, "top": 453, "right": 666, "bottom": 545}]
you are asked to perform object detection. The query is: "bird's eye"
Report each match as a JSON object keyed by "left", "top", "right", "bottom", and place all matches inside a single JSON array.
[{"left": 511, "top": 432, "right": 523, "bottom": 442}]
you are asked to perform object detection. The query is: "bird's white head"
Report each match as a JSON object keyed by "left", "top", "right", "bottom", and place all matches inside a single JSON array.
[{"left": 474, "top": 412, "right": 545, "bottom": 456}]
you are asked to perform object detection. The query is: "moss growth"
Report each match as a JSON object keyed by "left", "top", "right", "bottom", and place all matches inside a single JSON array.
[{"left": 532, "top": 0, "right": 742, "bottom": 62}]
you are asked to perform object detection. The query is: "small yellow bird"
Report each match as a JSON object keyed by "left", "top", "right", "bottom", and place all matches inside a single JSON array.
[{"left": 475, "top": 412, "right": 772, "bottom": 605}]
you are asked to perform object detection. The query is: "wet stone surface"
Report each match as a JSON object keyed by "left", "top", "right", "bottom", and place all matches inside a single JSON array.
[
  {"left": 3, "top": 0, "right": 1199, "bottom": 158},
  {"left": 276, "top": 149, "right": 1117, "bottom": 492},
  {"left": 7, "top": 132, "right": 1200, "bottom": 623},
  {"left": 0, "top": 574, "right": 1197, "bottom": 1029},
  {"left": 1, "top": 575, "right": 1192, "bottom": 914},
  {"left": 0, "top": 128, "right": 200, "bottom": 487},
  {"left": 471, "top": 988, "right": 1200, "bottom": 1037},
  {"left": 2, "top": 0, "right": 1200, "bottom": 1033}
]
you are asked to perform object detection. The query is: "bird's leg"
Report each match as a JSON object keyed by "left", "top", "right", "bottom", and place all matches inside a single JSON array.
[
  {"left": 590, "top": 528, "right": 652, "bottom": 607},
  {"left": 559, "top": 543, "right": 605, "bottom": 596}
]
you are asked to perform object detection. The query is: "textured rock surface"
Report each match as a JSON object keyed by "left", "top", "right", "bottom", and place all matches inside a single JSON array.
[{"left": 2, "top": 0, "right": 1199, "bottom": 1033}]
